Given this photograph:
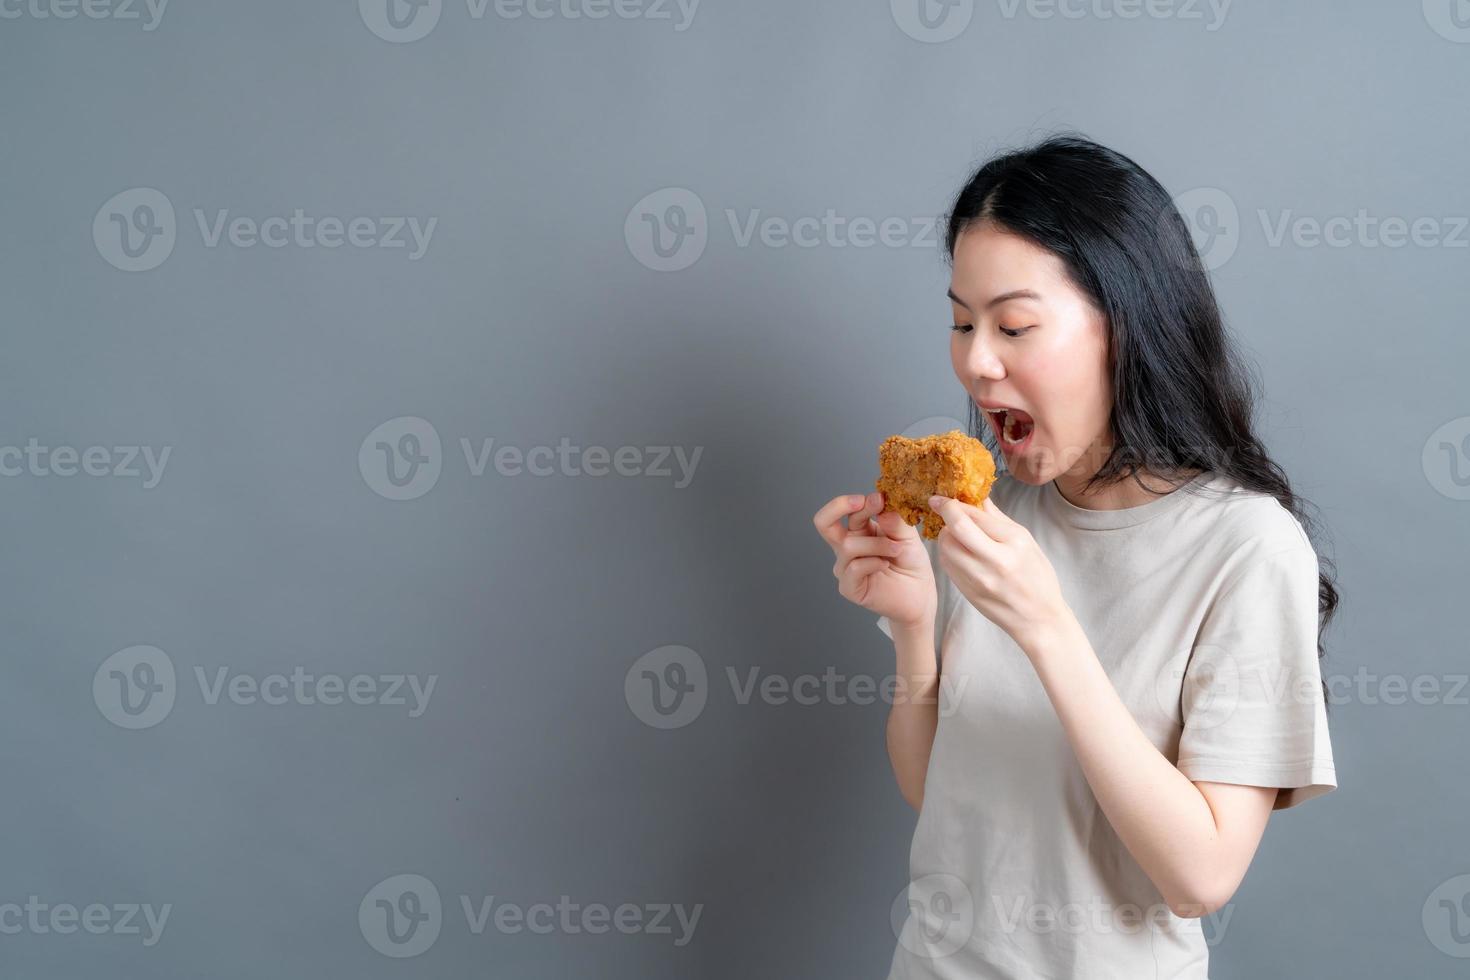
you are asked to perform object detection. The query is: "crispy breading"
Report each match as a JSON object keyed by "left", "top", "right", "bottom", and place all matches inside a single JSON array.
[{"left": 875, "top": 429, "right": 997, "bottom": 539}]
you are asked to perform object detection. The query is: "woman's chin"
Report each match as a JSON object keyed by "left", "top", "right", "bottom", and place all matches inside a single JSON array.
[{"left": 998, "top": 450, "right": 1047, "bottom": 485}]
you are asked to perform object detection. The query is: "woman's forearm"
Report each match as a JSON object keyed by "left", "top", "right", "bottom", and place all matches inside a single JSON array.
[
  {"left": 1021, "top": 613, "right": 1240, "bottom": 915},
  {"left": 885, "top": 620, "right": 940, "bottom": 812}
]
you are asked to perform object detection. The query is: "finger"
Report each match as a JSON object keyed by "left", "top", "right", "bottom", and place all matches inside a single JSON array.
[
  {"left": 838, "top": 534, "right": 903, "bottom": 562},
  {"left": 975, "top": 496, "right": 1022, "bottom": 540},
  {"left": 814, "top": 494, "right": 871, "bottom": 548},
  {"left": 929, "top": 495, "right": 1001, "bottom": 555},
  {"left": 873, "top": 507, "right": 920, "bottom": 541},
  {"left": 932, "top": 494, "right": 1017, "bottom": 544},
  {"left": 844, "top": 491, "right": 884, "bottom": 537},
  {"left": 838, "top": 555, "right": 889, "bottom": 594},
  {"left": 944, "top": 497, "right": 1013, "bottom": 542}
]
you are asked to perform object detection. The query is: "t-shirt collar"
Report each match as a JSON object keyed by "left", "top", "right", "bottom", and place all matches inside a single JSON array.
[{"left": 1043, "top": 470, "right": 1215, "bottom": 530}]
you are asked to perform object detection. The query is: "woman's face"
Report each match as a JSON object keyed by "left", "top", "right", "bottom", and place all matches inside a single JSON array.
[{"left": 949, "top": 220, "right": 1114, "bottom": 487}]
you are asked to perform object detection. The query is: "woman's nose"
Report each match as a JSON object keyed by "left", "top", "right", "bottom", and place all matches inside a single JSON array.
[{"left": 964, "top": 336, "right": 1006, "bottom": 381}]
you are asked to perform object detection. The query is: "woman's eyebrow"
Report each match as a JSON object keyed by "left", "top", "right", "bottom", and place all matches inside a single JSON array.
[{"left": 947, "top": 287, "right": 1043, "bottom": 310}]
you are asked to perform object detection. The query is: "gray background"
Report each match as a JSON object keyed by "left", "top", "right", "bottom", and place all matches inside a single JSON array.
[{"left": 3, "top": 0, "right": 1468, "bottom": 976}]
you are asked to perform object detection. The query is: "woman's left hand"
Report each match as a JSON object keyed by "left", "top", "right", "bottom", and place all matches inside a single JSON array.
[{"left": 929, "top": 493, "right": 1072, "bottom": 655}]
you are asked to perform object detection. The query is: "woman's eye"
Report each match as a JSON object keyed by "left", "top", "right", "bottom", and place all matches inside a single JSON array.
[{"left": 950, "top": 323, "right": 1030, "bottom": 337}]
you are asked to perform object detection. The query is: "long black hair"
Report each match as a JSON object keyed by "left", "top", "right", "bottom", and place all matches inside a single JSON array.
[{"left": 944, "top": 132, "right": 1340, "bottom": 673}]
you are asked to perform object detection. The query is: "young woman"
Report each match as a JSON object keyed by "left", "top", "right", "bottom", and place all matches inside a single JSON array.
[{"left": 813, "top": 134, "right": 1339, "bottom": 978}]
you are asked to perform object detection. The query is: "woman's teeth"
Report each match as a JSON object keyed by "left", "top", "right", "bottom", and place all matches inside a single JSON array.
[{"left": 986, "top": 408, "right": 1032, "bottom": 446}]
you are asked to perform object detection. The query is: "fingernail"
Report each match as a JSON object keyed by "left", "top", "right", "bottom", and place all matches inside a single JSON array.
[
  {"left": 867, "top": 491, "right": 882, "bottom": 509},
  {"left": 929, "top": 494, "right": 945, "bottom": 508},
  {"left": 849, "top": 495, "right": 865, "bottom": 508}
]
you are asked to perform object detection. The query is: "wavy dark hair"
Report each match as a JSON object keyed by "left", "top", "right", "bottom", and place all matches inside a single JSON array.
[{"left": 944, "top": 132, "right": 1340, "bottom": 679}]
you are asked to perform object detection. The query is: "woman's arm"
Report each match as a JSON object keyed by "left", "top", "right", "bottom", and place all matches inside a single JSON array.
[
  {"left": 886, "top": 618, "right": 941, "bottom": 812},
  {"left": 925, "top": 493, "right": 1279, "bottom": 916},
  {"left": 1023, "top": 612, "right": 1278, "bottom": 917}
]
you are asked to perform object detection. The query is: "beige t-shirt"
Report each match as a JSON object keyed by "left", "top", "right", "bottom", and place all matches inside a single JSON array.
[{"left": 876, "top": 470, "right": 1337, "bottom": 979}]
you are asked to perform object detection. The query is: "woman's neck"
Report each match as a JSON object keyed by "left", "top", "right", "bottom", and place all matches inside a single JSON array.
[{"left": 1052, "top": 467, "right": 1204, "bottom": 511}]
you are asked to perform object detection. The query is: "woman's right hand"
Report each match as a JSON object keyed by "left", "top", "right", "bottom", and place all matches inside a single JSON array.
[{"left": 813, "top": 491, "right": 938, "bottom": 631}]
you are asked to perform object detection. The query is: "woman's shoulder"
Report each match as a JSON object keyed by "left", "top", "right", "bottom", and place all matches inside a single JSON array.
[{"left": 1188, "top": 471, "right": 1317, "bottom": 564}]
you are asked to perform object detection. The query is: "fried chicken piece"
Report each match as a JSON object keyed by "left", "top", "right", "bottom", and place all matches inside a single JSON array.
[{"left": 875, "top": 429, "right": 997, "bottom": 539}]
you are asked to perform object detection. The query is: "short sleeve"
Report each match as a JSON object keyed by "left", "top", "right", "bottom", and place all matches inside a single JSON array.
[
  {"left": 1175, "top": 545, "right": 1338, "bottom": 810},
  {"left": 875, "top": 537, "right": 954, "bottom": 653}
]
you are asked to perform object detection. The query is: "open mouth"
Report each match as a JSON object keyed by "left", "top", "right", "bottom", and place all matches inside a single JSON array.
[{"left": 983, "top": 406, "right": 1035, "bottom": 451}]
